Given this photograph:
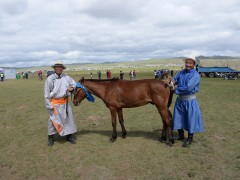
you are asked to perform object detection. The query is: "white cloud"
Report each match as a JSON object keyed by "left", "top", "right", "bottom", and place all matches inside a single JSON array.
[{"left": 0, "top": 0, "right": 240, "bottom": 67}]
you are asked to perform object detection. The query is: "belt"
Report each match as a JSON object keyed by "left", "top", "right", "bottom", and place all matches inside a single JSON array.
[
  {"left": 178, "top": 94, "right": 196, "bottom": 100},
  {"left": 50, "top": 97, "right": 69, "bottom": 105},
  {"left": 50, "top": 97, "right": 70, "bottom": 116}
]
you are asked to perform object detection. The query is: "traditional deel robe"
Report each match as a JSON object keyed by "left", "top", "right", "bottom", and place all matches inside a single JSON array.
[
  {"left": 44, "top": 73, "right": 77, "bottom": 136},
  {"left": 173, "top": 68, "right": 204, "bottom": 134}
]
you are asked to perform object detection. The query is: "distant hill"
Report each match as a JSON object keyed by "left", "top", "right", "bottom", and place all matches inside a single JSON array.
[
  {"left": 5, "top": 56, "right": 239, "bottom": 71},
  {"left": 196, "top": 55, "right": 239, "bottom": 60}
]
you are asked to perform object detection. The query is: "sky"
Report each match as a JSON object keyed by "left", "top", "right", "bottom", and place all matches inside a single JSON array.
[{"left": 0, "top": 0, "right": 240, "bottom": 67}]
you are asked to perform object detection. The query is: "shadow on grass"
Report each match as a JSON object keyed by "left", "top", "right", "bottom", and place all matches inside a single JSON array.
[
  {"left": 53, "top": 136, "right": 70, "bottom": 144},
  {"left": 76, "top": 129, "right": 178, "bottom": 142}
]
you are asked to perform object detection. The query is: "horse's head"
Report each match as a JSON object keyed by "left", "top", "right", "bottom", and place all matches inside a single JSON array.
[{"left": 73, "top": 77, "right": 87, "bottom": 106}]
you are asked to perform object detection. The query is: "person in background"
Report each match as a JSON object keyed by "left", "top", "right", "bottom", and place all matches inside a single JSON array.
[
  {"left": 154, "top": 70, "right": 158, "bottom": 79},
  {"left": 38, "top": 70, "right": 43, "bottom": 80},
  {"left": 44, "top": 61, "right": 77, "bottom": 146},
  {"left": 129, "top": 70, "right": 133, "bottom": 80},
  {"left": 120, "top": 70, "right": 124, "bottom": 79},
  {"left": 25, "top": 72, "right": 29, "bottom": 79},
  {"left": 90, "top": 71, "right": 93, "bottom": 79},
  {"left": 106, "top": 70, "right": 108, "bottom": 79},
  {"left": 133, "top": 70, "right": 136, "bottom": 80},
  {"left": 173, "top": 57, "right": 204, "bottom": 147},
  {"left": 108, "top": 70, "right": 112, "bottom": 79},
  {"left": 97, "top": 70, "right": 101, "bottom": 80},
  {"left": 0, "top": 73, "right": 4, "bottom": 81}
]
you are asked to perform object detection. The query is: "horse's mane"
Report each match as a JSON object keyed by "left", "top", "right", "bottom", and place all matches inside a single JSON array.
[{"left": 79, "top": 77, "right": 119, "bottom": 82}]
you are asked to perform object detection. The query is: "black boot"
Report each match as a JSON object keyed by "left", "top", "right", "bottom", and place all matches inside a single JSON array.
[
  {"left": 174, "top": 129, "right": 185, "bottom": 140},
  {"left": 182, "top": 133, "right": 193, "bottom": 147},
  {"left": 48, "top": 135, "right": 54, "bottom": 146},
  {"left": 66, "top": 134, "right": 76, "bottom": 144}
]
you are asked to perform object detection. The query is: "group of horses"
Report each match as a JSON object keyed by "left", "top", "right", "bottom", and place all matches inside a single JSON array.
[{"left": 72, "top": 77, "right": 175, "bottom": 146}]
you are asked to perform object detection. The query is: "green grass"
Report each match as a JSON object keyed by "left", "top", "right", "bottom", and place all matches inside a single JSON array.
[{"left": 0, "top": 73, "right": 240, "bottom": 179}]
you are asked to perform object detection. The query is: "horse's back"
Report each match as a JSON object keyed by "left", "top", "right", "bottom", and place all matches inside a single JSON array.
[
  {"left": 112, "top": 79, "right": 167, "bottom": 91},
  {"left": 104, "top": 79, "right": 169, "bottom": 107}
]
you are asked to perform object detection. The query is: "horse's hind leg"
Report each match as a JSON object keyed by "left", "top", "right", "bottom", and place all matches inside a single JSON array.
[
  {"left": 167, "top": 108, "right": 174, "bottom": 145},
  {"left": 155, "top": 105, "right": 167, "bottom": 142},
  {"left": 159, "top": 121, "right": 167, "bottom": 142},
  {"left": 110, "top": 108, "right": 118, "bottom": 142},
  {"left": 117, "top": 109, "right": 127, "bottom": 138}
]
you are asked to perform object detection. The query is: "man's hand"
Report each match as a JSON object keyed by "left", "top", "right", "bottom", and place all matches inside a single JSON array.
[{"left": 68, "top": 87, "right": 74, "bottom": 92}]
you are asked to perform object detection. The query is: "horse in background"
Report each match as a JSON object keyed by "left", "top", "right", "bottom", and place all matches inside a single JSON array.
[{"left": 73, "top": 77, "right": 175, "bottom": 145}]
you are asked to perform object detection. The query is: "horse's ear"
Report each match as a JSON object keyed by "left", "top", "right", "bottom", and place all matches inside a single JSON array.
[{"left": 80, "top": 77, "right": 85, "bottom": 83}]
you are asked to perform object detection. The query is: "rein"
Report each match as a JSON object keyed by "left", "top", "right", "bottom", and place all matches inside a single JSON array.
[{"left": 65, "top": 89, "right": 69, "bottom": 116}]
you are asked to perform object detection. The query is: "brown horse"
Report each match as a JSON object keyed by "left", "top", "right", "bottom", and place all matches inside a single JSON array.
[{"left": 73, "top": 77, "right": 175, "bottom": 145}]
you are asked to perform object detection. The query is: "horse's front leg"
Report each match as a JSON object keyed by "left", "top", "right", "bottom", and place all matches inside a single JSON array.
[
  {"left": 110, "top": 108, "right": 117, "bottom": 142},
  {"left": 117, "top": 109, "right": 127, "bottom": 138},
  {"left": 157, "top": 107, "right": 174, "bottom": 146}
]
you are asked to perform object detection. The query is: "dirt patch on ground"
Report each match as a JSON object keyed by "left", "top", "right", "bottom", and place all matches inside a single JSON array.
[
  {"left": 79, "top": 165, "right": 115, "bottom": 179},
  {"left": 87, "top": 115, "right": 99, "bottom": 121},
  {"left": 17, "top": 105, "right": 28, "bottom": 111},
  {"left": 212, "top": 134, "right": 226, "bottom": 141}
]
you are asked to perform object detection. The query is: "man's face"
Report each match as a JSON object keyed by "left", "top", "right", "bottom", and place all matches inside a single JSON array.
[
  {"left": 185, "top": 59, "right": 195, "bottom": 70},
  {"left": 54, "top": 66, "right": 64, "bottom": 75}
]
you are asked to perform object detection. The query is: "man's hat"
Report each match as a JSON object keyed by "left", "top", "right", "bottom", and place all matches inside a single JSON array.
[
  {"left": 184, "top": 57, "right": 196, "bottom": 64},
  {"left": 51, "top": 61, "right": 66, "bottom": 69}
]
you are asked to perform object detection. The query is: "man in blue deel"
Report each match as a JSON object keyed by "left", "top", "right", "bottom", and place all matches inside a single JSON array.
[{"left": 173, "top": 57, "right": 204, "bottom": 147}]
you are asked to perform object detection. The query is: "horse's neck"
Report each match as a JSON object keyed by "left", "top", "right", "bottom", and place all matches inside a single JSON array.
[{"left": 84, "top": 81, "right": 107, "bottom": 99}]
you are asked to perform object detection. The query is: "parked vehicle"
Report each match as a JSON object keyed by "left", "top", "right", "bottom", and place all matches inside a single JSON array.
[
  {"left": 224, "top": 73, "right": 238, "bottom": 80},
  {"left": 197, "top": 66, "right": 239, "bottom": 78}
]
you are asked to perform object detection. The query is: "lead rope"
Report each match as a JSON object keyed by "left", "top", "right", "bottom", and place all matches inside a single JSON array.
[{"left": 65, "top": 90, "right": 69, "bottom": 116}]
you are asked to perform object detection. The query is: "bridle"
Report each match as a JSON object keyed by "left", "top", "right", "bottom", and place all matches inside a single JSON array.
[
  {"left": 72, "top": 82, "right": 95, "bottom": 104},
  {"left": 71, "top": 88, "right": 78, "bottom": 100}
]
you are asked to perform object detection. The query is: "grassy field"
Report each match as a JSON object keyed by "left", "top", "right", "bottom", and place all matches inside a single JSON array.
[{"left": 0, "top": 71, "right": 240, "bottom": 179}]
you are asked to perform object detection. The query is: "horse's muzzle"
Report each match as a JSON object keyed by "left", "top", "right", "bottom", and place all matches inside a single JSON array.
[{"left": 73, "top": 101, "right": 79, "bottom": 106}]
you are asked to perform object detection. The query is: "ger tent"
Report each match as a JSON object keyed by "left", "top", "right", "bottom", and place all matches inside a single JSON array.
[
  {"left": 0, "top": 68, "right": 4, "bottom": 73},
  {"left": 4, "top": 69, "right": 16, "bottom": 79},
  {"left": 0, "top": 68, "right": 16, "bottom": 79}
]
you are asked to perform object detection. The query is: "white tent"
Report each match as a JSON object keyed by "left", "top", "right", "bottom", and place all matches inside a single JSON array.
[
  {"left": 0, "top": 68, "right": 4, "bottom": 73},
  {"left": 2, "top": 69, "right": 16, "bottom": 79}
]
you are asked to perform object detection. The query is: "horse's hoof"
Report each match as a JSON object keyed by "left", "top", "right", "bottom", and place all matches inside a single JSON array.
[
  {"left": 166, "top": 141, "right": 174, "bottom": 146},
  {"left": 122, "top": 135, "right": 126, "bottom": 139},
  {"left": 159, "top": 136, "right": 166, "bottom": 143},
  {"left": 122, "top": 133, "right": 127, "bottom": 139},
  {"left": 110, "top": 137, "right": 117, "bottom": 142},
  {"left": 170, "top": 139, "right": 175, "bottom": 144}
]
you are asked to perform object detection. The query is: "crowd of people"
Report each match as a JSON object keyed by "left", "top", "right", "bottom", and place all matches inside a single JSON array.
[{"left": 87, "top": 70, "right": 136, "bottom": 80}]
